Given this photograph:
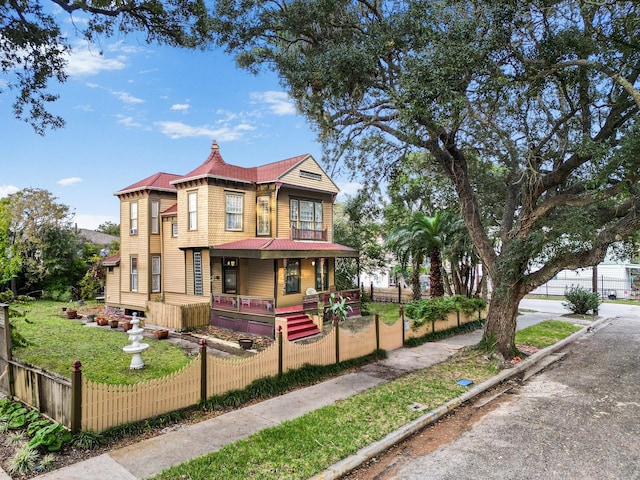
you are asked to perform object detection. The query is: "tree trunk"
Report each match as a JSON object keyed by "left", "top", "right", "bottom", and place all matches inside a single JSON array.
[
  {"left": 429, "top": 248, "right": 445, "bottom": 297},
  {"left": 481, "top": 286, "right": 523, "bottom": 360},
  {"left": 411, "top": 260, "right": 422, "bottom": 301}
]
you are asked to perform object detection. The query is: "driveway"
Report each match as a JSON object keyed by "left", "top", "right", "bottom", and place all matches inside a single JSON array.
[{"left": 374, "top": 312, "right": 640, "bottom": 479}]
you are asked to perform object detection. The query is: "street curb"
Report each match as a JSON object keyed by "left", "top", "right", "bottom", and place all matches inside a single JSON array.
[{"left": 309, "top": 317, "right": 610, "bottom": 480}]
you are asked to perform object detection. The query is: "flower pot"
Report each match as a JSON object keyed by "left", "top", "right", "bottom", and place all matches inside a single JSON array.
[
  {"left": 122, "top": 321, "right": 133, "bottom": 331},
  {"left": 96, "top": 317, "right": 108, "bottom": 326},
  {"left": 66, "top": 310, "right": 77, "bottom": 319},
  {"left": 154, "top": 329, "right": 169, "bottom": 340},
  {"left": 110, "top": 319, "right": 119, "bottom": 328},
  {"left": 238, "top": 338, "right": 254, "bottom": 350}
]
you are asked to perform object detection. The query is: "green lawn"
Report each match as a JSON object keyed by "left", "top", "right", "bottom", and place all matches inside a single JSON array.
[
  {"left": 363, "top": 302, "right": 404, "bottom": 324},
  {"left": 9, "top": 301, "right": 194, "bottom": 384},
  {"left": 153, "top": 320, "right": 582, "bottom": 480}
]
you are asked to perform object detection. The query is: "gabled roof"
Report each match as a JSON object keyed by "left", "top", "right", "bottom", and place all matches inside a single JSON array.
[
  {"left": 102, "top": 254, "right": 120, "bottom": 266},
  {"left": 209, "top": 238, "right": 359, "bottom": 260},
  {"left": 162, "top": 203, "right": 178, "bottom": 214},
  {"left": 171, "top": 140, "right": 311, "bottom": 186},
  {"left": 115, "top": 172, "right": 182, "bottom": 196}
]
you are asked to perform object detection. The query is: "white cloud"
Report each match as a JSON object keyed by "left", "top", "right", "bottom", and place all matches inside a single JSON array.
[
  {"left": 57, "top": 177, "right": 83, "bottom": 186},
  {"left": 251, "top": 91, "right": 297, "bottom": 116},
  {"left": 116, "top": 115, "right": 146, "bottom": 129},
  {"left": 112, "top": 90, "right": 144, "bottom": 104},
  {"left": 155, "top": 121, "right": 254, "bottom": 141},
  {"left": 65, "top": 40, "right": 127, "bottom": 77},
  {"left": 0, "top": 185, "right": 19, "bottom": 197},
  {"left": 171, "top": 103, "right": 190, "bottom": 112}
]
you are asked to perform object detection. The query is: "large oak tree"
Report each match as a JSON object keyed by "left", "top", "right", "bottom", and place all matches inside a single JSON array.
[{"left": 211, "top": 0, "right": 640, "bottom": 358}]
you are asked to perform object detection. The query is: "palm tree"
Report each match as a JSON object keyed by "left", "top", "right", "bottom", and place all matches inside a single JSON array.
[{"left": 386, "top": 211, "right": 449, "bottom": 300}]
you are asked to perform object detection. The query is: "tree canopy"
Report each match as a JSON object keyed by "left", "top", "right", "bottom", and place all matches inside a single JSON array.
[
  {"left": 2, "top": 0, "right": 211, "bottom": 134},
  {"left": 212, "top": 0, "right": 640, "bottom": 358}
]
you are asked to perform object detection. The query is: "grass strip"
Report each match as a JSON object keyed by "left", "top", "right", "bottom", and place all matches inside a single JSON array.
[{"left": 514, "top": 319, "right": 582, "bottom": 348}]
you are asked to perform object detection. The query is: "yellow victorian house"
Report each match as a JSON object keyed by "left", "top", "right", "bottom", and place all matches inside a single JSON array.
[{"left": 104, "top": 141, "right": 360, "bottom": 339}]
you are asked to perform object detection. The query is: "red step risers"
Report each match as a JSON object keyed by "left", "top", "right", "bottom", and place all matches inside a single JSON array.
[{"left": 286, "top": 314, "right": 321, "bottom": 341}]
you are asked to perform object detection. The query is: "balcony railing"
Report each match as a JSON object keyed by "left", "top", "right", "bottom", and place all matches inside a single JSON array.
[{"left": 291, "top": 226, "right": 327, "bottom": 241}]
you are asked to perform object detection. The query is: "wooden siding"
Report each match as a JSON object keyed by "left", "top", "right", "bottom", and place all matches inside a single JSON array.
[
  {"left": 105, "top": 265, "right": 121, "bottom": 305},
  {"left": 247, "top": 260, "right": 274, "bottom": 298},
  {"left": 207, "top": 185, "right": 257, "bottom": 245},
  {"left": 278, "top": 157, "right": 339, "bottom": 194},
  {"left": 275, "top": 187, "right": 334, "bottom": 239},
  {"left": 176, "top": 185, "right": 210, "bottom": 248},
  {"left": 162, "top": 216, "right": 185, "bottom": 294}
]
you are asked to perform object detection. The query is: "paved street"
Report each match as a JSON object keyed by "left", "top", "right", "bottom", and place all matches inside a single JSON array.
[{"left": 388, "top": 310, "right": 640, "bottom": 480}]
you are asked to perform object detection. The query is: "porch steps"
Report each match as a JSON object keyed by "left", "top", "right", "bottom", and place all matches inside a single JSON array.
[{"left": 286, "top": 314, "right": 321, "bottom": 341}]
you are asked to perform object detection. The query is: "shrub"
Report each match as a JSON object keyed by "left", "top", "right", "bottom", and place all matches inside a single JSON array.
[
  {"left": 404, "top": 295, "right": 487, "bottom": 329},
  {"left": 5, "top": 444, "right": 39, "bottom": 476},
  {"left": 71, "top": 430, "right": 104, "bottom": 450},
  {"left": 563, "top": 286, "right": 601, "bottom": 315}
]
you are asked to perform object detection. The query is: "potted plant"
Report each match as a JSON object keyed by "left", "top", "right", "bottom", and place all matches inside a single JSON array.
[
  {"left": 110, "top": 319, "right": 119, "bottom": 328},
  {"left": 96, "top": 316, "right": 109, "bottom": 326},
  {"left": 238, "top": 338, "right": 254, "bottom": 350},
  {"left": 122, "top": 319, "right": 133, "bottom": 331},
  {"left": 154, "top": 329, "right": 169, "bottom": 339},
  {"left": 65, "top": 307, "right": 78, "bottom": 319}
]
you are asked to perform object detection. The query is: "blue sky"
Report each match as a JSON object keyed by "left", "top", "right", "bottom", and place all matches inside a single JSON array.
[{"left": 0, "top": 9, "right": 361, "bottom": 230}]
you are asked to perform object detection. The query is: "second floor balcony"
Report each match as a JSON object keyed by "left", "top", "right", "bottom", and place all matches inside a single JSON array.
[{"left": 291, "top": 226, "right": 327, "bottom": 241}]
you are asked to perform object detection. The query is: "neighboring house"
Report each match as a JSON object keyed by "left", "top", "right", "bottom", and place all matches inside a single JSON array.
[
  {"left": 77, "top": 228, "right": 119, "bottom": 257},
  {"left": 104, "top": 141, "right": 359, "bottom": 336},
  {"left": 530, "top": 258, "right": 640, "bottom": 300}
]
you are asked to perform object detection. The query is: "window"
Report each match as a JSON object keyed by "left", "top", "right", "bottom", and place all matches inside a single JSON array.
[
  {"left": 256, "top": 196, "right": 270, "bottom": 235},
  {"left": 315, "top": 258, "right": 329, "bottom": 291},
  {"left": 130, "top": 257, "right": 138, "bottom": 292},
  {"left": 290, "top": 199, "right": 322, "bottom": 230},
  {"left": 285, "top": 259, "right": 301, "bottom": 294},
  {"left": 172, "top": 223, "right": 178, "bottom": 237},
  {"left": 226, "top": 192, "right": 243, "bottom": 231},
  {"left": 300, "top": 170, "right": 322, "bottom": 181},
  {"left": 130, "top": 202, "right": 138, "bottom": 235},
  {"left": 188, "top": 192, "right": 197, "bottom": 230},
  {"left": 151, "top": 256, "right": 161, "bottom": 293},
  {"left": 193, "top": 251, "right": 203, "bottom": 295},
  {"left": 151, "top": 200, "right": 159, "bottom": 234}
]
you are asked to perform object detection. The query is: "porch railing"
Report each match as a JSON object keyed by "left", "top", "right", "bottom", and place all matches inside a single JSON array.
[
  {"left": 212, "top": 293, "right": 274, "bottom": 315},
  {"left": 302, "top": 289, "right": 361, "bottom": 319}
]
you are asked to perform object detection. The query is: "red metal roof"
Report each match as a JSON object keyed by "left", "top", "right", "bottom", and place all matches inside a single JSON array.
[
  {"left": 173, "top": 140, "right": 310, "bottom": 186},
  {"left": 210, "top": 238, "right": 359, "bottom": 259},
  {"left": 101, "top": 254, "right": 121, "bottom": 266},
  {"left": 115, "top": 172, "right": 181, "bottom": 196},
  {"left": 162, "top": 203, "right": 178, "bottom": 214}
]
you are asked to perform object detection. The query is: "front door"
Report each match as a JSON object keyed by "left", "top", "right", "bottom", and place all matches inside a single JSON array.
[{"left": 223, "top": 258, "right": 238, "bottom": 294}]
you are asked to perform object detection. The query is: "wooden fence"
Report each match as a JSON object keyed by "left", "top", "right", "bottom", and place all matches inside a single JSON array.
[
  {"left": 1, "top": 302, "right": 483, "bottom": 433},
  {"left": 146, "top": 302, "right": 210, "bottom": 330}
]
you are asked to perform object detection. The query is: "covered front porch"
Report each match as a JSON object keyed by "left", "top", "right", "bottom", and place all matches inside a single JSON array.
[{"left": 209, "top": 238, "right": 360, "bottom": 338}]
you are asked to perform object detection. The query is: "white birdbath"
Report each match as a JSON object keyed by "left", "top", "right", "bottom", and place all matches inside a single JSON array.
[{"left": 122, "top": 313, "right": 149, "bottom": 369}]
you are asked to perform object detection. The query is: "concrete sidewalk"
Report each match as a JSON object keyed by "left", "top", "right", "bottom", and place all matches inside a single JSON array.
[{"left": 15, "top": 310, "right": 589, "bottom": 480}]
